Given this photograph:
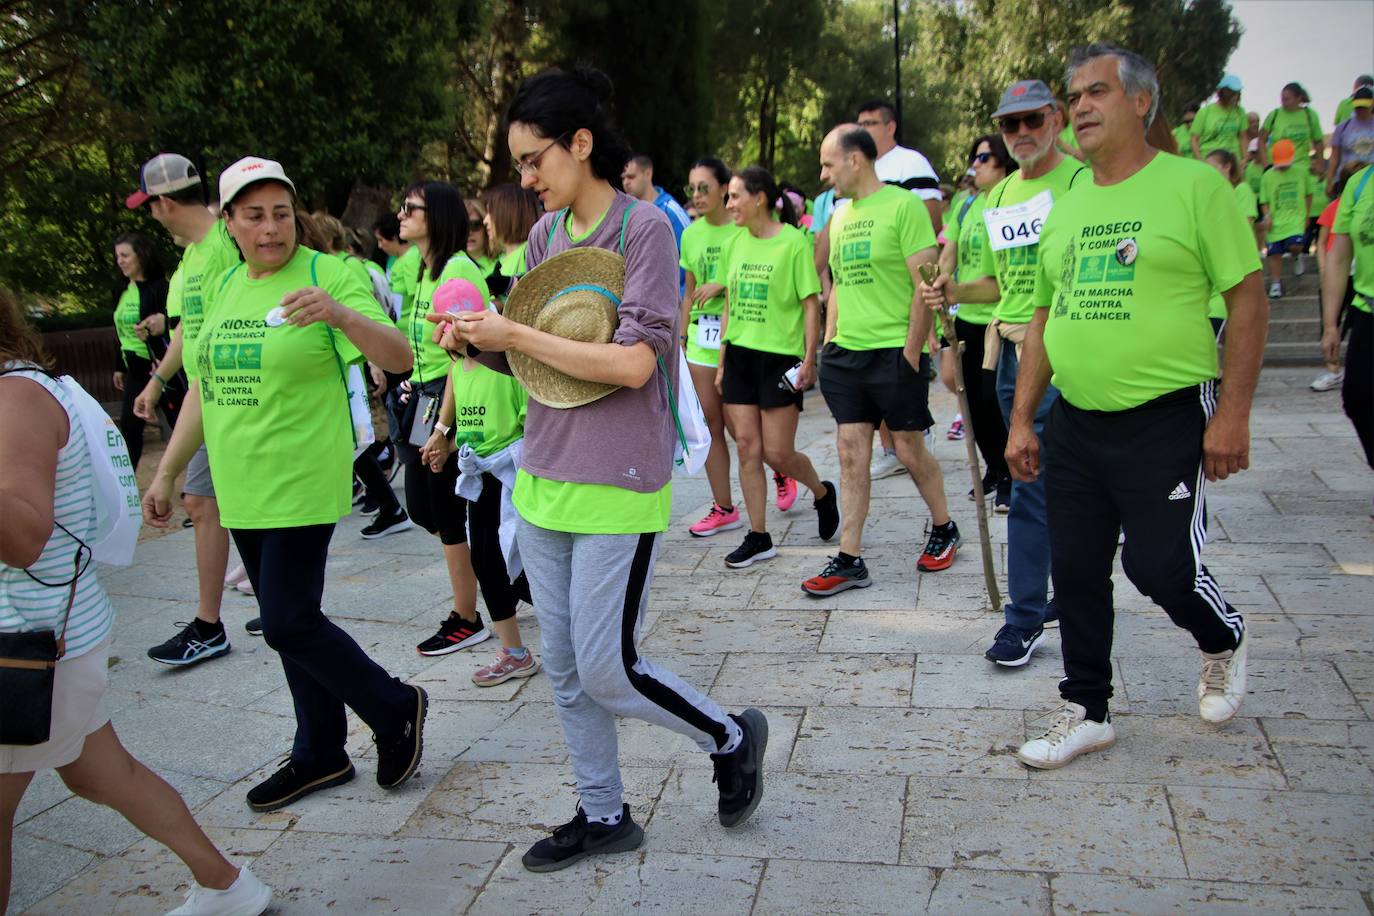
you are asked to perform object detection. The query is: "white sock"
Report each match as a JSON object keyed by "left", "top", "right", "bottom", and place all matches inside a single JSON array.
[
  {"left": 717, "top": 718, "right": 744, "bottom": 755},
  {"left": 586, "top": 808, "right": 623, "bottom": 827}
]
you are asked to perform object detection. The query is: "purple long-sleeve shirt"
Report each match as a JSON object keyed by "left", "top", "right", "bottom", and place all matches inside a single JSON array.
[{"left": 478, "top": 192, "right": 681, "bottom": 493}]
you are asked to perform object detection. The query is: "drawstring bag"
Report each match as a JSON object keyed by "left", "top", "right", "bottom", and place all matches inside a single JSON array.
[
  {"left": 60, "top": 375, "right": 141, "bottom": 566},
  {"left": 311, "top": 254, "right": 376, "bottom": 457},
  {"left": 658, "top": 349, "right": 711, "bottom": 475}
]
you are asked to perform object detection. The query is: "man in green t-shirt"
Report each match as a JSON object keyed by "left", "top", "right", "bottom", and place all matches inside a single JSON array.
[
  {"left": 806, "top": 123, "right": 954, "bottom": 597},
  {"left": 1006, "top": 44, "right": 1266, "bottom": 771},
  {"left": 125, "top": 152, "right": 241, "bottom": 668},
  {"left": 921, "top": 78, "right": 1089, "bottom": 670}
]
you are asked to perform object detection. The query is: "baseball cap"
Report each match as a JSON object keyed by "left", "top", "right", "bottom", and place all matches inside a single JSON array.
[
  {"left": 1217, "top": 73, "right": 1243, "bottom": 93},
  {"left": 1353, "top": 87, "right": 1374, "bottom": 109},
  {"left": 219, "top": 156, "right": 296, "bottom": 210},
  {"left": 1271, "top": 138, "right": 1296, "bottom": 167},
  {"left": 992, "top": 80, "right": 1056, "bottom": 119},
  {"left": 125, "top": 153, "right": 201, "bottom": 209}
]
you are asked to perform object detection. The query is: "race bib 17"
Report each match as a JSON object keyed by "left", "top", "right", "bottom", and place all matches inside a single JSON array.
[{"left": 696, "top": 314, "right": 722, "bottom": 350}]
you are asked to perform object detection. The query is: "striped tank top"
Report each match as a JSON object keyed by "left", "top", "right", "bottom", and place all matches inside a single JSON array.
[{"left": 0, "top": 365, "right": 115, "bottom": 658}]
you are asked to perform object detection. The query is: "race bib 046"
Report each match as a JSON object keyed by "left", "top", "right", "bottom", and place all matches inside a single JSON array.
[{"left": 984, "top": 190, "right": 1054, "bottom": 252}]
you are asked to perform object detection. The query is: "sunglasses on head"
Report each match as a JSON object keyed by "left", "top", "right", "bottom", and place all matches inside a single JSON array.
[{"left": 997, "top": 111, "right": 1047, "bottom": 134}]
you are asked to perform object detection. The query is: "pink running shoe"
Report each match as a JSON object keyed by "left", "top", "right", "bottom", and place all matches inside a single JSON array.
[
  {"left": 947, "top": 415, "right": 965, "bottom": 440},
  {"left": 774, "top": 472, "right": 798, "bottom": 512},
  {"left": 689, "top": 502, "right": 743, "bottom": 537},
  {"left": 472, "top": 649, "right": 541, "bottom": 687}
]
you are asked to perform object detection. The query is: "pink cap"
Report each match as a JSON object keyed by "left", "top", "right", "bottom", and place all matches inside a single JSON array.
[{"left": 432, "top": 278, "right": 486, "bottom": 315}]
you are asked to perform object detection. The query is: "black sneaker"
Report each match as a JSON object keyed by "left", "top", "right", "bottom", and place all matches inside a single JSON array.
[
  {"left": 814, "top": 480, "right": 839, "bottom": 541},
  {"left": 521, "top": 805, "right": 644, "bottom": 873},
  {"left": 351, "top": 478, "right": 365, "bottom": 506},
  {"left": 359, "top": 496, "right": 381, "bottom": 515},
  {"left": 725, "top": 531, "right": 777, "bottom": 569},
  {"left": 375, "top": 685, "right": 428, "bottom": 788},
  {"left": 361, "top": 508, "right": 415, "bottom": 539},
  {"left": 994, "top": 477, "right": 1011, "bottom": 516},
  {"left": 246, "top": 757, "right": 355, "bottom": 811},
  {"left": 245, "top": 617, "right": 263, "bottom": 637},
  {"left": 984, "top": 623, "right": 1046, "bottom": 667},
  {"left": 917, "top": 521, "right": 961, "bottom": 572},
  {"left": 147, "top": 620, "right": 231, "bottom": 667},
  {"left": 416, "top": 613, "right": 490, "bottom": 656},
  {"left": 712, "top": 708, "right": 768, "bottom": 827}
]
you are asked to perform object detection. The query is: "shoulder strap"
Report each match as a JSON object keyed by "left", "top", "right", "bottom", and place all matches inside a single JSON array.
[
  {"left": 546, "top": 209, "right": 566, "bottom": 248},
  {"left": 1308, "top": 106, "right": 1321, "bottom": 136},
  {"left": 656, "top": 354, "right": 689, "bottom": 458},
  {"left": 1355, "top": 168, "right": 1374, "bottom": 205},
  {"left": 619, "top": 199, "right": 638, "bottom": 255},
  {"left": 956, "top": 192, "right": 978, "bottom": 226},
  {"left": 1068, "top": 165, "right": 1088, "bottom": 188},
  {"left": 217, "top": 262, "right": 245, "bottom": 292}
]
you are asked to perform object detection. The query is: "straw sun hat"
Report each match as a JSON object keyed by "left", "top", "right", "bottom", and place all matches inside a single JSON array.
[{"left": 503, "top": 246, "right": 625, "bottom": 409}]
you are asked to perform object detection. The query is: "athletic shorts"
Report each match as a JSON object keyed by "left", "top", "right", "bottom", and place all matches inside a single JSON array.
[
  {"left": 721, "top": 343, "right": 803, "bottom": 410},
  {"left": 0, "top": 637, "right": 110, "bottom": 773},
  {"left": 819, "top": 342, "right": 933, "bottom": 431},
  {"left": 182, "top": 444, "right": 215, "bottom": 498},
  {"left": 685, "top": 317, "right": 722, "bottom": 368},
  {"left": 1266, "top": 235, "right": 1305, "bottom": 257}
]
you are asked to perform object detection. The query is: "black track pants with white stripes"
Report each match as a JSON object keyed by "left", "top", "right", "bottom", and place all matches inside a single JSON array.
[{"left": 1044, "top": 381, "right": 1244, "bottom": 722}]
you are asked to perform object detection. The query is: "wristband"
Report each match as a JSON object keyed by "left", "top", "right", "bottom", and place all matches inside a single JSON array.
[
  {"left": 434, "top": 421, "right": 453, "bottom": 439},
  {"left": 152, "top": 373, "right": 168, "bottom": 387}
]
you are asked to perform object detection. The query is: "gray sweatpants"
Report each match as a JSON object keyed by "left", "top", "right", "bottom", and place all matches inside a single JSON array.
[{"left": 518, "top": 519, "right": 741, "bottom": 819}]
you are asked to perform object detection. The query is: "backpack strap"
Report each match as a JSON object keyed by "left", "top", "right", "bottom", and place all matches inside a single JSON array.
[
  {"left": 618, "top": 199, "right": 638, "bottom": 255},
  {"left": 956, "top": 191, "right": 978, "bottom": 227},
  {"left": 656, "top": 353, "right": 689, "bottom": 459},
  {"left": 546, "top": 209, "right": 567, "bottom": 248},
  {"left": 1354, "top": 167, "right": 1374, "bottom": 205}
]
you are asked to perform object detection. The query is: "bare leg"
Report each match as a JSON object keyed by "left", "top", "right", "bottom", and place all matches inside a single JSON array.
[
  {"left": 55, "top": 724, "right": 238, "bottom": 891},
  {"left": 877, "top": 421, "right": 895, "bottom": 453},
  {"left": 0, "top": 771, "right": 35, "bottom": 913},
  {"left": 490, "top": 615, "right": 524, "bottom": 650},
  {"left": 444, "top": 542, "right": 480, "bottom": 623},
  {"left": 184, "top": 494, "right": 228, "bottom": 626},
  {"left": 759, "top": 406, "right": 824, "bottom": 496},
  {"left": 837, "top": 422, "right": 875, "bottom": 556},
  {"left": 724, "top": 403, "right": 768, "bottom": 534},
  {"left": 891, "top": 428, "right": 951, "bottom": 525},
  {"left": 1267, "top": 252, "right": 1283, "bottom": 286},
  {"left": 690, "top": 361, "right": 734, "bottom": 509}
]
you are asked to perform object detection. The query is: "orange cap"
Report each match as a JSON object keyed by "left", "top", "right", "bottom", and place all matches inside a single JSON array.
[{"left": 1271, "top": 138, "right": 1295, "bottom": 167}]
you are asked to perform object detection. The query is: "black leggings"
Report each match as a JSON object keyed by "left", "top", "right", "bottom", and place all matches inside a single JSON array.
[
  {"left": 1344, "top": 307, "right": 1373, "bottom": 469},
  {"left": 954, "top": 316, "right": 1009, "bottom": 484},
  {"left": 232, "top": 524, "right": 412, "bottom": 767},
  {"left": 353, "top": 448, "right": 401, "bottom": 516},
  {"left": 468, "top": 473, "right": 532, "bottom": 621},
  {"left": 403, "top": 451, "right": 468, "bottom": 545},
  {"left": 118, "top": 351, "right": 180, "bottom": 469}
]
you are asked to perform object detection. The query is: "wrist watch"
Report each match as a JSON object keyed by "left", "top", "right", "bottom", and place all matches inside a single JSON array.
[{"left": 434, "top": 421, "right": 453, "bottom": 440}]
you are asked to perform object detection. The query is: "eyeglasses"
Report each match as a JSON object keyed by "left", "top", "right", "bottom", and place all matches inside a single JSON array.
[
  {"left": 856, "top": 118, "right": 887, "bottom": 128},
  {"left": 398, "top": 201, "right": 427, "bottom": 217},
  {"left": 997, "top": 112, "right": 1047, "bottom": 134},
  {"left": 513, "top": 133, "right": 569, "bottom": 177},
  {"left": 683, "top": 183, "right": 713, "bottom": 197},
  {"left": 971, "top": 152, "right": 993, "bottom": 164}
]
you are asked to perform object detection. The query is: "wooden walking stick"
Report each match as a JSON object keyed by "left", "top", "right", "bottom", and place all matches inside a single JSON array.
[{"left": 918, "top": 263, "right": 1002, "bottom": 612}]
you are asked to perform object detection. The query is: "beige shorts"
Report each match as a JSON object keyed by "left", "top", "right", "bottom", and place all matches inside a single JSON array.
[{"left": 0, "top": 637, "right": 111, "bottom": 774}]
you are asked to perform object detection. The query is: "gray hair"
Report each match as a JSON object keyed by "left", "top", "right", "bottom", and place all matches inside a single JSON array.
[{"left": 1066, "top": 42, "right": 1160, "bottom": 127}]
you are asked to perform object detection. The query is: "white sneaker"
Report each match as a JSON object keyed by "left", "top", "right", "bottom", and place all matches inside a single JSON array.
[
  {"left": 223, "top": 564, "right": 249, "bottom": 590},
  {"left": 1267, "top": 281, "right": 1282, "bottom": 299},
  {"left": 870, "top": 450, "right": 906, "bottom": 480},
  {"left": 1309, "top": 370, "right": 1344, "bottom": 392},
  {"left": 1198, "top": 630, "right": 1248, "bottom": 724},
  {"left": 1294, "top": 253, "right": 1305, "bottom": 276},
  {"left": 1017, "top": 703, "right": 1116, "bottom": 769},
  {"left": 167, "top": 866, "right": 272, "bottom": 916}
]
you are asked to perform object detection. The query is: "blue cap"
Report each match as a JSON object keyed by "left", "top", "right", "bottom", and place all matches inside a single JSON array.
[{"left": 1217, "top": 73, "right": 1243, "bottom": 93}]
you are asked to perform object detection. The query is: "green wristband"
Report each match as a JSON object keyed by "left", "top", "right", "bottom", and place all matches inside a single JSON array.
[{"left": 152, "top": 373, "right": 168, "bottom": 387}]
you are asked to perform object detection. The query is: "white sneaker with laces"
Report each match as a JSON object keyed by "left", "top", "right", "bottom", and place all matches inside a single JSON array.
[
  {"left": 1198, "top": 630, "right": 1248, "bottom": 724},
  {"left": 1267, "top": 280, "right": 1282, "bottom": 299},
  {"left": 1309, "top": 370, "right": 1344, "bottom": 392},
  {"left": 870, "top": 450, "right": 906, "bottom": 480},
  {"left": 1017, "top": 703, "right": 1116, "bottom": 769},
  {"left": 1294, "top": 253, "right": 1305, "bottom": 276},
  {"left": 167, "top": 865, "right": 272, "bottom": 916}
]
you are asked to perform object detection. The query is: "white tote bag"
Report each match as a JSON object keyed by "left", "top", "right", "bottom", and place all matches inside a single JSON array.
[
  {"left": 59, "top": 376, "right": 141, "bottom": 566},
  {"left": 659, "top": 350, "right": 711, "bottom": 476}
]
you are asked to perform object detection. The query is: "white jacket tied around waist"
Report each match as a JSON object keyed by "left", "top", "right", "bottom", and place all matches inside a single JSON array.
[{"left": 455, "top": 439, "right": 523, "bottom": 583}]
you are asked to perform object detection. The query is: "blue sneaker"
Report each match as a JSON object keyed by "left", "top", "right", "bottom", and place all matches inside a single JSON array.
[{"left": 985, "top": 624, "right": 1045, "bottom": 667}]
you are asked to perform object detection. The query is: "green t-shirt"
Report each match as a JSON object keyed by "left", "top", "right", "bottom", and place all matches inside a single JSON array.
[
  {"left": 408, "top": 253, "right": 489, "bottom": 384},
  {"left": 177, "top": 220, "right": 241, "bottom": 377},
  {"left": 1191, "top": 103, "right": 1247, "bottom": 160},
  {"left": 195, "top": 247, "right": 390, "bottom": 528},
  {"left": 1335, "top": 97, "right": 1355, "bottom": 127},
  {"left": 722, "top": 224, "right": 819, "bottom": 359},
  {"left": 827, "top": 184, "right": 938, "bottom": 350},
  {"left": 448, "top": 359, "right": 527, "bottom": 456},
  {"left": 513, "top": 469, "right": 672, "bottom": 534},
  {"left": 1262, "top": 106, "right": 1324, "bottom": 171},
  {"left": 1245, "top": 161, "right": 1264, "bottom": 195},
  {"left": 113, "top": 282, "right": 150, "bottom": 360},
  {"left": 679, "top": 218, "right": 744, "bottom": 321},
  {"left": 1059, "top": 126, "right": 1079, "bottom": 153},
  {"left": 471, "top": 252, "right": 496, "bottom": 279},
  {"left": 1308, "top": 178, "right": 1331, "bottom": 218},
  {"left": 166, "top": 264, "right": 185, "bottom": 319},
  {"left": 1208, "top": 182, "right": 1259, "bottom": 318},
  {"left": 1172, "top": 125, "right": 1195, "bottom": 158},
  {"left": 978, "top": 156, "right": 1090, "bottom": 324},
  {"left": 497, "top": 243, "right": 528, "bottom": 282},
  {"left": 1332, "top": 165, "right": 1374, "bottom": 314},
  {"left": 1260, "top": 166, "right": 1312, "bottom": 242},
  {"left": 952, "top": 192, "right": 997, "bottom": 325},
  {"left": 1036, "top": 154, "right": 1260, "bottom": 411},
  {"left": 388, "top": 245, "right": 422, "bottom": 328}
]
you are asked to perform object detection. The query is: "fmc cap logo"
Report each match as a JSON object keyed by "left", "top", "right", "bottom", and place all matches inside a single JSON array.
[
  {"left": 1012, "top": 85, "right": 1028, "bottom": 97},
  {"left": 242, "top": 163, "right": 265, "bottom": 172}
]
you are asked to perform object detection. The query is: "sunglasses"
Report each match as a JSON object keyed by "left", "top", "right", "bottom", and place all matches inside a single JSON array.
[
  {"left": 399, "top": 201, "right": 427, "bottom": 217},
  {"left": 997, "top": 112, "right": 1047, "bottom": 134},
  {"left": 971, "top": 152, "right": 994, "bottom": 164},
  {"left": 683, "top": 183, "right": 713, "bottom": 197}
]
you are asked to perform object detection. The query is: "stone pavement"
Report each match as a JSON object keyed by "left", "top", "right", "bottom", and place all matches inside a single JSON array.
[{"left": 11, "top": 367, "right": 1373, "bottom": 915}]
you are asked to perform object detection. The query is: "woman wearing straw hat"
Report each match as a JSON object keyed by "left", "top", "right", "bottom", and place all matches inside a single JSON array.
[
  {"left": 143, "top": 157, "right": 428, "bottom": 813},
  {"left": 432, "top": 66, "right": 767, "bottom": 873}
]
